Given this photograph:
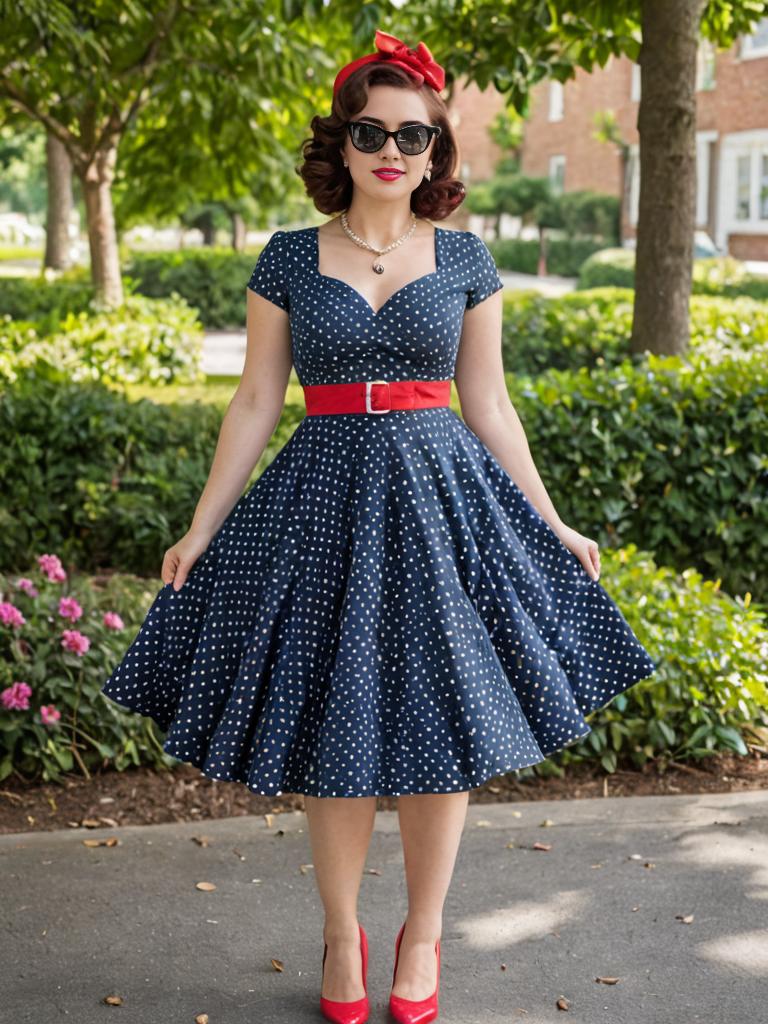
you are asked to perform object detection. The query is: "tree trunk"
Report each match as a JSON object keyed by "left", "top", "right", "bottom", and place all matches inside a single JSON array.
[
  {"left": 44, "top": 131, "right": 74, "bottom": 270},
  {"left": 537, "top": 224, "right": 548, "bottom": 276},
  {"left": 80, "top": 145, "right": 123, "bottom": 307},
  {"left": 632, "top": 0, "right": 704, "bottom": 356},
  {"left": 230, "top": 210, "right": 246, "bottom": 250}
]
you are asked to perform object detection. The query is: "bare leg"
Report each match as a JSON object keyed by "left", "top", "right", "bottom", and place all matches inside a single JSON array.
[
  {"left": 392, "top": 791, "right": 470, "bottom": 999},
  {"left": 304, "top": 794, "right": 378, "bottom": 1001}
]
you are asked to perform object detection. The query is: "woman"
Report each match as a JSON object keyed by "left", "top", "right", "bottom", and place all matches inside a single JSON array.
[{"left": 101, "top": 29, "right": 657, "bottom": 1024}]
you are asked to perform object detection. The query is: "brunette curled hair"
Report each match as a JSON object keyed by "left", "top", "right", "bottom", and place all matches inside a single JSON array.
[{"left": 297, "top": 63, "right": 466, "bottom": 221}]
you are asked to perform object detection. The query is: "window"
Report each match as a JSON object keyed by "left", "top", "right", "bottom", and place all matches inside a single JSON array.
[
  {"left": 741, "top": 17, "right": 768, "bottom": 59},
  {"left": 630, "top": 63, "right": 641, "bottom": 101},
  {"left": 761, "top": 154, "right": 768, "bottom": 220},
  {"left": 736, "top": 154, "right": 751, "bottom": 219},
  {"left": 548, "top": 80, "right": 564, "bottom": 121},
  {"left": 549, "top": 155, "right": 566, "bottom": 194},
  {"left": 696, "top": 39, "right": 717, "bottom": 90}
]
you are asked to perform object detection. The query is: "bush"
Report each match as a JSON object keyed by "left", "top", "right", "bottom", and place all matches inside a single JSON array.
[
  {"left": 0, "top": 374, "right": 305, "bottom": 577},
  {"left": 489, "top": 237, "right": 607, "bottom": 278},
  {"left": 500, "top": 287, "right": 768, "bottom": 376},
  {"left": 506, "top": 344, "right": 768, "bottom": 602},
  {"left": 578, "top": 247, "right": 768, "bottom": 299},
  {"left": 0, "top": 556, "right": 178, "bottom": 783},
  {"left": 2, "top": 546, "right": 765, "bottom": 785},
  {"left": 535, "top": 547, "right": 768, "bottom": 775},
  {"left": 0, "top": 273, "right": 94, "bottom": 328},
  {"left": 0, "top": 293, "right": 205, "bottom": 388},
  {"left": 125, "top": 247, "right": 261, "bottom": 329}
]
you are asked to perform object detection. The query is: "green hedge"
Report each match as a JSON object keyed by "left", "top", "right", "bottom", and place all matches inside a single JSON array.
[
  {"left": 505, "top": 344, "right": 768, "bottom": 602},
  {"left": 125, "top": 247, "right": 261, "bottom": 329},
  {"left": 489, "top": 237, "right": 607, "bottom": 277},
  {"left": 0, "top": 293, "right": 205, "bottom": 388},
  {"left": 0, "top": 373, "right": 303, "bottom": 577},
  {"left": 578, "top": 247, "right": 768, "bottom": 300},
  {"left": 0, "top": 274, "right": 94, "bottom": 329},
  {"left": 2, "top": 546, "right": 765, "bottom": 784},
  {"left": 501, "top": 287, "right": 768, "bottom": 375},
  {"left": 2, "top": 338, "right": 766, "bottom": 602}
]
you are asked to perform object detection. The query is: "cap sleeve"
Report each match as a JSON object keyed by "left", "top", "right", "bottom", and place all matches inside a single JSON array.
[
  {"left": 247, "top": 230, "right": 290, "bottom": 312},
  {"left": 464, "top": 233, "right": 504, "bottom": 309}
]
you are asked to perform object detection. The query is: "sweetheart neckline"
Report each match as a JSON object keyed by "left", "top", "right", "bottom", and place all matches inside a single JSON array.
[{"left": 311, "top": 224, "right": 443, "bottom": 317}]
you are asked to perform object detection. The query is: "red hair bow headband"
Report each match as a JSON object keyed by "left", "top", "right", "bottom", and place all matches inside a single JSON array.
[{"left": 333, "top": 29, "right": 445, "bottom": 96}]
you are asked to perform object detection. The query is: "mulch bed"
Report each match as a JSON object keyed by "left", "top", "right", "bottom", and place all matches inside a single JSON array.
[{"left": 2, "top": 751, "right": 766, "bottom": 835}]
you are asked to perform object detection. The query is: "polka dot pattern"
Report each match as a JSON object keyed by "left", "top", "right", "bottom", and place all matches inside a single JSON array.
[{"left": 100, "top": 225, "right": 658, "bottom": 798}]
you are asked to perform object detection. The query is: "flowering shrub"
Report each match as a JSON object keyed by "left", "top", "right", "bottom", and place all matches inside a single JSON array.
[{"left": 0, "top": 554, "right": 173, "bottom": 784}]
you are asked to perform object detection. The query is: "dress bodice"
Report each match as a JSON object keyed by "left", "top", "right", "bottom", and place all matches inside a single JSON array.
[{"left": 246, "top": 225, "right": 504, "bottom": 386}]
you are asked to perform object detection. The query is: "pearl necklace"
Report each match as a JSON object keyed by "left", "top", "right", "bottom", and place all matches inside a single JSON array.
[{"left": 340, "top": 211, "right": 418, "bottom": 274}]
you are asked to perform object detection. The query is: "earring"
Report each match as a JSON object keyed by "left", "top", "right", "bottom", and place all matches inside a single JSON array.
[{"left": 424, "top": 164, "right": 432, "bottom": 181}]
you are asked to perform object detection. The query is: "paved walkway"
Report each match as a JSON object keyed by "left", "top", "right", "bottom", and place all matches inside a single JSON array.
[
  {"left": 204, "top": 271, "right": 578, "bottom": 376},
  {"left": 3, "top": 789, "right": 766, "bottom": 1022}
]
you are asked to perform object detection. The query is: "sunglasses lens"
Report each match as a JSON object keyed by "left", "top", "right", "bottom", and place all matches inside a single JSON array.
[
  {"left": 350, "top": 123, "right": 386, "bottom": 151},
  {"left": 397, "top": 126, "right": 429, "bottom": 154}
]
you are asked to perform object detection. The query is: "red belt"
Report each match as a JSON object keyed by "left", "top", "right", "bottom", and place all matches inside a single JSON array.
[{"left": 303, "top": 379, "right": 452, "bottom": 416}]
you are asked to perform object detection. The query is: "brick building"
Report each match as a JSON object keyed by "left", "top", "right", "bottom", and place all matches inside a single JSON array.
[{"left": 514, "top": 17, "right": 768, "bottom": 260}]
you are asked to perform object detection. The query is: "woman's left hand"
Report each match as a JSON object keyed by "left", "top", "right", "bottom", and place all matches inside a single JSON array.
[{"left": 552, "top": 522, "right": 601, "bottom": 581}]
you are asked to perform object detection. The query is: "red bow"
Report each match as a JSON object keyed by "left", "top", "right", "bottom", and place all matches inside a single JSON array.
[{"left": 333, "top": 29, "right": 445, "bottom": 95}]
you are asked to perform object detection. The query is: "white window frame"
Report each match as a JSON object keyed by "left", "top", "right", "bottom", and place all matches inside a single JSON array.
[
  {"left": 696, "top": 39, "right": 717, "bottom": 90},
  {"left": 548, "top": 80, "right": 564, "bottom": 121},
  {"left": 716, "top": 129, "right": 768, "bottom": 249},
  {"left": 548, "top": 154, "right": 566, "bottom": 193},
  {"left": 740, "top": 17, "right": 768, "bottom": 59},
  {"left": 630, "top": 63, "right": 641, "bottom": 102}
]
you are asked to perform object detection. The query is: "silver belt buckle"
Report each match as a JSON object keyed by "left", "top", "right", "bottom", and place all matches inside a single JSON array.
[{"left": 365, "top": 379, "right": 391, "bottom": 414}]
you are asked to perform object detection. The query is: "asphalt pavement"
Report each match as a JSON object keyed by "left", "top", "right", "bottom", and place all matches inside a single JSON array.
[{"left": 3, "top": 788, "right": 767, "bottom": 1023}]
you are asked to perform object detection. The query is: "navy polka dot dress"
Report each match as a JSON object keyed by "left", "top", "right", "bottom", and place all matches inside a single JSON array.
[{"left": 100, "top": 224, "right": 658, "bottom": 797}]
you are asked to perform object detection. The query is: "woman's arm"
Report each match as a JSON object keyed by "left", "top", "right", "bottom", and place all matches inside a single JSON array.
[
  {"left": 162, "top": 289, "right": 293, "bottom": 588},
  {"left": 453, "top": 290, "right": 600, "bottom": 581}
]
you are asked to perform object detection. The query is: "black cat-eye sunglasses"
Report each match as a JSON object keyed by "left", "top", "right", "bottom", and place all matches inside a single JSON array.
[{"left": 347, "top": 120, "right": 442, "bottom": 156}]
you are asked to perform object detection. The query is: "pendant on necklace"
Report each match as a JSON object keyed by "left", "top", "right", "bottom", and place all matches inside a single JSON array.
[{"left": 372, "top": 261, "right": 385, "bottom": 274}]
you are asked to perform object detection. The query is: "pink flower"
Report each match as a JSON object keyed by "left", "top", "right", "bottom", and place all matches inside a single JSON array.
[
  {"left": 40, "top": 704, "right": 62, "bottom": 725},
  {"left": 16, "top": 577, "right": 39, "bottom": 597},
  {"left": 58, "top": 595, "right": 83, "bottom": 621},
  {"left": 103, "top": 611, "right": 124, "bottom": 630},
  {"left": 61, "top": 629, "right": 90, "bottom": 655},
  {"left": 38, "top": 553, "right": 67, "bottom": 582},
  {"left": 1, "top": 681, "right": 32, "bottom": 711},
  {"left": 0, "top": 601, "right": 26, "bottom": 628}
]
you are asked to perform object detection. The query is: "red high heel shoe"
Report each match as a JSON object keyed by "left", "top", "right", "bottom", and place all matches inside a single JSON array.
[
  {"left": 388, "top": 919, "right": 441, "bottom": 1024},
  {"left": 320, "top": 923, "right": 370, "bottom": 1024}
]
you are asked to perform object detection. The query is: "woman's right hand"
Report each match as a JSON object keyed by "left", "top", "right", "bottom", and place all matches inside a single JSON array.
[{"left": 162, "top": 527, "right": 214, "bottom": 591}]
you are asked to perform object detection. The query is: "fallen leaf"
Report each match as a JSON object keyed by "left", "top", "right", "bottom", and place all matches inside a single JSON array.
[
  {"left": 532, "top": 842, "right": 552, "bottom": 851},
  {"left": 595, "top": 976, "right": 620, "bottom": 985},
  {"left": 676, "top": 914, "right": 694, "bottom": 924},
  {"left": 365, "top": 867, "right": 381, "bottom": 875},
  {"left": 99, "top": 816, "right": 118, "bottom": 828},
  {"left": 556, "top": 994, "right": 570, "bottom": 1010},
  {"left": 192, "top": 835, "right": 212, "bottom": 847},
  {"left": 475, "top": 819, "right": 492, "bottom": 827},
  {"left": 82, "top": 837, "right": 119, "bottom": 847},
  {"left": 196, "top": 881, "right": 217, "bottom": 892},
  {"left": 103, "top": 994, "right": 123, "bottom": 1006},
  {"left": 271, "top": 958, "right": 284, "bottom": 972},
  {"left": 299, "top": 863, "right": 314, "bottom": 874},
  {"left": 232, "top": 848, "right": 246, "bottom": 860},
  {"left": 81, "top": 818, "right": 102, "bottom": 828},
  {"left": 264, "top": 813, "right": 275, "bottom": 828},
  {"left": 194, "top": 1014, "right": 209, "bottom": 1023},
  {"left": 540, "top": 819, "right": 555, "bottom": 827}
]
